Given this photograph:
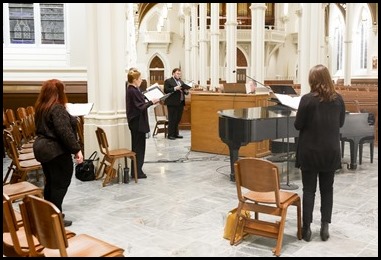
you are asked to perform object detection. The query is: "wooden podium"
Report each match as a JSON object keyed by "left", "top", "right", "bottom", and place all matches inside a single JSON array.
[{"left": 190, "top": 92, "right": 271, "bottom": 157}]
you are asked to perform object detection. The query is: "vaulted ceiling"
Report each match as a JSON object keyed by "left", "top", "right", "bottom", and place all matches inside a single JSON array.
[{"left": 136, "top": 3, "right": 378, "bottom": 26}]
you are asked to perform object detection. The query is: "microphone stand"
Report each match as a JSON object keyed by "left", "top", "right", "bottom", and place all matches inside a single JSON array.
[{"left": 241, "top": 73, "right": 298, "bottom": 190}]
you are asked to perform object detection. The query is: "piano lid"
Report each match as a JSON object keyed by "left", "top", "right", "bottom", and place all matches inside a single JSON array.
[{"left": 218, "top": 106, "right": 297, "bottom": 120}]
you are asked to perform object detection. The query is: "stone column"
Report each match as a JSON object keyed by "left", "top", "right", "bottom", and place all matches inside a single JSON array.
[
  {"left": 343, "top": 3, "right": 354, "bottom": 86},
  {"left": 183, "top": 6, "right": 191, "bottom": 81},
  {"left": 85, "top": 3, "right": 129, "bottom": 158},
  {"left": 210, "top": 3, "right": 220, "bottom": 91},
  {"left": 298, "top": 3, "right": 324, "bottom": 95},
  {"left": 226, "top": 3, "right": 237, "bottom": 83},
  {"left": 250, "top": 3, "right": 266, "bottom": 84},
  {"left": 198, "top": 3, "right": 208, "bottom": 89},
  {"left": 190, "top": 4, "right": 199, "bottom": 83}
]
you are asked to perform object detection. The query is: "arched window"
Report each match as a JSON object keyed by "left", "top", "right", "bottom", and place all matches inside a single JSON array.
[
  {"left": 359, "top": 10, "right": 369, "bottom": 69},
  {"left": 334, "top": 24, "right": 343, "bottom": 71}
]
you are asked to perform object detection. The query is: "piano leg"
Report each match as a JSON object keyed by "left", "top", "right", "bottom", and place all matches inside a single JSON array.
[
  {"left": 347, "top": 139, "right": 359, "bottom": 170},
  {"left": 227, "top": 143, "right": 241, "bottom": 182}
]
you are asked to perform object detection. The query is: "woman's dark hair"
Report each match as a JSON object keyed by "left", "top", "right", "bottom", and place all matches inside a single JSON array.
[
  {"left": 308, "top": 64, "right": 337, "bottom": 102},
  {"left": 35, "top": 79, "right": 68, "bottom": 122}
]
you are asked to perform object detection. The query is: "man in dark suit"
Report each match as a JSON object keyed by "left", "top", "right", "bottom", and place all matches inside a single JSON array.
[{"left": 164, "top": 68, "right": 189, "bottom": 140}]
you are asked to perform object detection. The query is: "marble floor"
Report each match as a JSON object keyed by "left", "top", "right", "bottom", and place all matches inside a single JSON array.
[{"left": 3, "top": 111, "right": 378, "bottom": 257}]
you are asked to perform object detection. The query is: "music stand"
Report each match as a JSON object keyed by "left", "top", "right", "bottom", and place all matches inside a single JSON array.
[
  {"left": 280, "top": 107, "right": 299, "bottom": 190},
  {"left": 270, "top": 85, "right": 297, "bottom": 95}
]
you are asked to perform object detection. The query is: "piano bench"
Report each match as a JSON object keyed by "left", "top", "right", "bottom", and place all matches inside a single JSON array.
[{"left": 359, "top": 136, "right": 374, "bottom": 165}]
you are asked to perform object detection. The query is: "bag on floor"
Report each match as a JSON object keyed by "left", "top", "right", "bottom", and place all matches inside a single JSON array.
[
  {"left": 223, "top": 207, "right": 251, "bottom": 241},
  {"left": 75, "top": 151, "right": 98, "bottom": 181}
]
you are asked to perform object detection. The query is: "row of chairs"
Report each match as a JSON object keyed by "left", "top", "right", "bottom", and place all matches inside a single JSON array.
[
  {"left": 3, "top": 106, "right": 42, "bottom": 185},
  {"left": 3, "top": 183, "right": 125, "bottom": 256},
  {"left": 3, "top": 108, "right": 138, "bottom": 188}
]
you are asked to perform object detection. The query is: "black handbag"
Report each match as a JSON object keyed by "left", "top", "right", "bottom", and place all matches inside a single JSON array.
[{"left": 75, "top": 151, "right": 98, "bottom": 181}]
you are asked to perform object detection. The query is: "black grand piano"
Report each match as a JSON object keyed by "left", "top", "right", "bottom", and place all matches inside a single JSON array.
[{"left": 219, "top": 105, "right": 374, "bottom": 181}]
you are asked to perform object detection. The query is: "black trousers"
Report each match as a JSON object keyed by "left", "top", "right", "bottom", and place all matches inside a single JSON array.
[
  {"left": 167, "top": 104, "right": 184, "bottom": 137},
  {"left": 301, "top": 169, "right": 335, "bottom": 225},
  {"left": 41, "top": 153, "right": 74, "bottom": 212},
  {"left": 130, "top": 118, "right": 146, "bottom": 176}
]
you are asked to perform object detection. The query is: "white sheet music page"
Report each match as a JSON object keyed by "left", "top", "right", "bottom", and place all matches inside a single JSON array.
[
  {"left": 273, "top": 93, "right": 301, "bottom": 110},
  {"left": 66, "top": 103, "right": 94, "bottom": 116},
  {"left": 143, "top": 83, "right": 165, "bottom": 101}
]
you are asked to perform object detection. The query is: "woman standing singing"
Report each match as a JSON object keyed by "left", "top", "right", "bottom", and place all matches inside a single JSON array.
[{"left": 294, "top": 64, "right": 345, "bottom": 242}]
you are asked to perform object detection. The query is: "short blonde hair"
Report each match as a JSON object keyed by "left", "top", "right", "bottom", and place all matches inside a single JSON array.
[{"left": 127, "top": 69, "right": 141, "bottom": 83}]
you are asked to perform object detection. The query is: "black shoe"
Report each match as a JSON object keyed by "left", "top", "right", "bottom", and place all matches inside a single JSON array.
[
  {"left": 302, "top": 225, "right": 311, "bottom": 242},
  {"left": 63, "top": 219, "right": 72, "bottom": 227},
  {"left": 175, "top": 135, "right": 183, "bottom": 139},
  {"left": 137, "top": 173, "right": 147, "bottom": 179},
  {"left": 320, "top": 222, "right": 330, "bottom": 241},
  {"left": 168, "top": 136, "right": 176, "bottom": 140}
]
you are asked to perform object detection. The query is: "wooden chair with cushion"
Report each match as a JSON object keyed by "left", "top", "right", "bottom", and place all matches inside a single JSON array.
[
  {"left": 95, "top": 127, "right": 138, "bottom": 187},
  {"left": 19, "top": 194, "right": 125, "bottom": 257},
  {"left": 230, "top": 158, "right": 302, "bottom": 257},
  {"left": 153, "top": 104, "right": 169, "bottom": 137}
]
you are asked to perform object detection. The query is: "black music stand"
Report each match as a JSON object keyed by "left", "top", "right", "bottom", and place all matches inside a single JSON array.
[
  {"left": 269, "top": 85, "right": 297, "bottom": 95},
  {"left": 280, "top": 107, "right": 298, "bottom": 190}
]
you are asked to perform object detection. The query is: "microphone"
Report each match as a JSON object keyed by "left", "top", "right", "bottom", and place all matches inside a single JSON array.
[{"left": 232, "top": 70, "right": 272, "bottom": 92}]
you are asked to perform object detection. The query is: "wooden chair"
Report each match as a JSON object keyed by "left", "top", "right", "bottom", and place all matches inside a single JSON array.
[
  {"left": 16, "top": 107, "right": 28, "bottom": 121},
  {"left": 3, "top": 132, "right": 42, "bottom": 184},
  {"left": 3, "top": 181, "right": 43, "bottom": 203},
  {"left": 19, "top": 194, "right": 125, "bottom": 257},
  {"left": 230, "top": 158, "right": 302, "bottom": 257},
  {"left": 3, "top": 107, "right": 11, "bottom": 129},
  {"left": 8, "top": 124, "right": 34, "bottom": 152},
  {"left": 95, "top": 127, "right": 138, "bottom": 187},
  {"left": 3, "top": 181, "right": 43, "bottom": 229},
  {"left": 26, "top": 106, "right": 35, "bottom": 116},
  {"left": 153, "top": 104, "right": 169, "bottom": 137},
  {"left": 5, "top": 108, "right": 18, "bottom": 126},
  {"left": 3, "top": 194, "right": 76, "bottom": 257},
  {"left": 3, "top": 130, "right": 36, "bottom": 184},
  {"left": 3, "top": 193, "right": 43, "bottom": 257}
]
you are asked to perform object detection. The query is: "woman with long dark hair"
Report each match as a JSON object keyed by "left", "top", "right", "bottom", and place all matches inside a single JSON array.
[
  {"left": 295, "top": 64, "right": 346, "bottom": 242},
  {"left": 33, "top": 79, "right": 83, "bottom": 227}
]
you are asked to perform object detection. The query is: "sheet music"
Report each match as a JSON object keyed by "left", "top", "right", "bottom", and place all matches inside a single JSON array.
[
  {"left": 181, "top": 81, "right": 193, "bottom": 90},
  {"left": 273, "top": 93, "right": 301, "bottom": 110},
  {"left": 143, "top": 83, "right": 166, "bottom": 101},
  {"left": 66, "top": 103, "right": 94, "bottom": 116}
]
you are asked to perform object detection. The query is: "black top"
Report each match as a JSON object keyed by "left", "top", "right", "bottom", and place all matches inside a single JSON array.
[
  {"left": 163, "top": 77, "right": 189, "bottom": 106},
  {"left": 126, "top": 84, "right": 153, "bottom": 133},
  {"left": 294, "top": 93, "right": 346, "bottom": 171},
  {"left": 33, "top": 104, "right": 81, "bottom": 163}
]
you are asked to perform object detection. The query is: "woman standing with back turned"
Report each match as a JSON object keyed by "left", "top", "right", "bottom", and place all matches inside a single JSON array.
[
  {"left": 294, "top": 64, "right": 345, "bottom": 242},
  {"left": 33, "top": 79, "right": 83, "bottom": 227}
]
